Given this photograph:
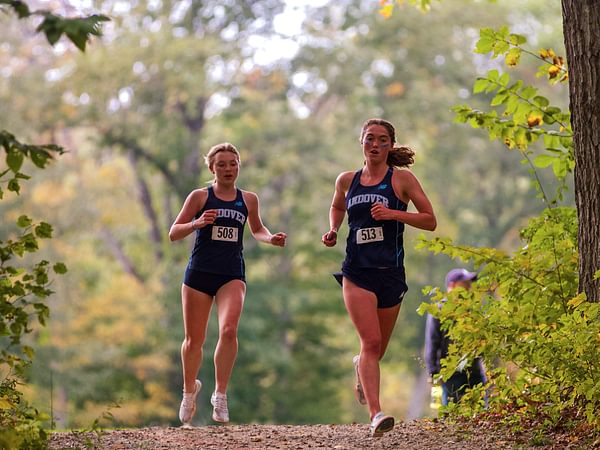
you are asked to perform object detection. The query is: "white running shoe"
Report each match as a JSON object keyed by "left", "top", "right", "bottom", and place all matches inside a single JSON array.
[
  {"left": 179, "top": 380, "right": 202, "bottom": 425},
  {"left": 370, "top": 411, "right": 395, "bottom": 437},
  {"left": 211, "top": 391, "right": 229, "bottom": 423},
  {"left": 353, "top": 355, "right": 367, "bottom": 405}
]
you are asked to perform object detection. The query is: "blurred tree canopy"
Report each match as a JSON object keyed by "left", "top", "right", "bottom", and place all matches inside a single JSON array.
[{"left": 1, "top": 0, "right": 570, "bottom": 428}]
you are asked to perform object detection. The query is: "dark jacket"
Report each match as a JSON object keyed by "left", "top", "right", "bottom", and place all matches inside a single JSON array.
[
  {"left": 424, "top": 312, "right": 486, "bottom": 381},
  {"left": 424, "top": 313, "right": 449, "bottom": 376}
]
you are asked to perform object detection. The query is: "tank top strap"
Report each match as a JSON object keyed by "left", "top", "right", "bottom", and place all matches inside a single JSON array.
[
  {"left": 349, "top": 169, "right": 363, "bottom": 190},
  {"left": 384, "top": 167, "right": 394, "bottom": 183}
]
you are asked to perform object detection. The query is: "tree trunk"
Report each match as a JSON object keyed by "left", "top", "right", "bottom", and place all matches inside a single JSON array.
[
  {"left": 127, "top": 151, "right": 164, "bottom": 263},
  {"left": 561, "top": 0, "right": 600, "bottom": 303}
]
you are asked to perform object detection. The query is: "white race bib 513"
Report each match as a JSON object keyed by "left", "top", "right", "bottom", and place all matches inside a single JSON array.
[{"left": 356, "top": 227, "right": 384, "bottom": 244}]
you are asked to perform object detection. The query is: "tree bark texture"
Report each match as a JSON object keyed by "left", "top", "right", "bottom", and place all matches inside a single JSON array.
[{"left": 561, "top": 0, "right": 600, "bottom": 303}]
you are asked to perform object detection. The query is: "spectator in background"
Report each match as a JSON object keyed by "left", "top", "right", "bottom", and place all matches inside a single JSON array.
[{"left": 424, "top": 268, "right": 487, "bottom": 406}]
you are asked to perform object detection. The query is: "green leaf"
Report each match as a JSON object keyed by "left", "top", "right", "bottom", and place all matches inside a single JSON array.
[
  {"left": 30, "top": 149, "right": 51, "bottom": 168},
  {"left": 22, "top": 345, "right": 35, "bottom": 360},
  {"left": 544, "top": 134, "right": 561, "bottom": 150},
  {"left": 492, "top": 39, "right": 510, "bottom": 56},
  {"left": 3, "top": 0, "right": 30, "bottom": 18},
  {"left": 487, "top": 69, "right": 500, "bottom": 83},
  {"left": 34, "top": 222, "right": 53, "bottom": 239},
  {"left": 35, "top": 14, "right": 110, "bottom": 51},
  {"left": 491, "top": 91, "right": 508, "bottom": 106},
  {"left": 53, "top": 262, "right": 68, "bottom": 274},
  {"left": 16, "top": 215, "right": 32, "bottom": 228},
  {"left": 475, "top": 28, "right": 495, "bottom": 54},
  {"left": 66, "top": 30, "right": 88, "bottom": 51},
  {"left": 40, "top": 22, "right": 63, "bottom": 46},
  {"left": 6, "top": 149, "right": 24, "bottom": 172},
  {"left": 520, "top": 86, "right": 537, "bottom": 100},
  {"left": 473, "top": 78, "right": 489, "bottom": 94},
  {"left": 508, "top": 33, "right": 526, "bottom": 45},
  {"left": 7, "top": 178, "right": 20, "bottom": 194},
  {"left": 498, "top": 72, "right": 510, "bottom": 87},
  {"left": 475, "top": 37, "right": 494, "bottom": 54},
  {"left": 9, "top": 322, "right": 22, "bottom": 336},
  {"left": 552, "top": 158, "right": 568, "bottom": 179}
]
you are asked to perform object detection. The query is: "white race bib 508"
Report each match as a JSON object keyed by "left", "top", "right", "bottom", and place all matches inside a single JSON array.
[
  {"left": 356, "top": 227, "right": 384, "bottom": 244},
  {"left": 212, "top": 226, "right": 238, "bottom": 242}
]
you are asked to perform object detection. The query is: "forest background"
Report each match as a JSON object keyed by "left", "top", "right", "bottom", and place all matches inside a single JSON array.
[{"left": 1, "top": 0, "right": 572, "bottom": 430}]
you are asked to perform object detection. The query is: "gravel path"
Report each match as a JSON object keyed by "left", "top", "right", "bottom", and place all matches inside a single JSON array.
[{"left": 49, "top": 419, "right": 595, "bottom": 449}]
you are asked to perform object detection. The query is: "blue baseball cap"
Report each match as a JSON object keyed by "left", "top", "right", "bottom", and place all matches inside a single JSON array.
[{"left": 445, "top": 268, "right": 477, "bottom": 288}]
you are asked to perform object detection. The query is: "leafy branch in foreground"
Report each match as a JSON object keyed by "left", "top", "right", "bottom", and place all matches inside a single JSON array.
[
  {"left": 0, "top": 0, "right": 109, "bottom": 51},
  {"left": 1, "top": 135, "right": 68, "bottom": 448},
  {"left": 417, "top": 26, "right": 599, "bottom": 433},
  {"left": 453, "top": 26, "right": 572, "bottom": 204},
  {"left": 418, "top": 207, "right": 599, "bottom": 429},
  {"left": 1, "top": 2, "right": 101, "bottom": 447}
]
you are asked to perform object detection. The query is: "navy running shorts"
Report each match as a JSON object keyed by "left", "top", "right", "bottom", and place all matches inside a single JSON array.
[
  {"left": 183, "top": 267, "right": 245, "bottom": 297},
  {"left": 334, "top": 266, "right": 408, "bottom": 309}
]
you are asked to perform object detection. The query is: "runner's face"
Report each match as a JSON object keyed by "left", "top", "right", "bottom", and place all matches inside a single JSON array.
[
  {"left": 362, "top": 125, "right": 391, "bottom": 163},
  {"left": 212, "top": 151, "right": 239, "bottom": 184}
]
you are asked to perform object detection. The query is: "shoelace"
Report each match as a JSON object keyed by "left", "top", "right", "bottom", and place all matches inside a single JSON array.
[
  {"left": 181, "top": 396, "right": 194, "bottom": 408},
  {"left": 213, "top": 394, "right": 228, "bottom": 412}
]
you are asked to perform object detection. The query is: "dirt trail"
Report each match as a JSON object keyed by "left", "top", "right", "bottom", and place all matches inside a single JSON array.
[{"left": 49, "top": 419, "right": 590, "bottom": 449}]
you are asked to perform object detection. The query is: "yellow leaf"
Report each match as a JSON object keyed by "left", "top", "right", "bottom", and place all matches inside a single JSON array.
[
  {"left": 505, "top": 53, "right": 519, "bottom": 66},
  {"left": 379, "top": 4, "right": 394, "bottom": 18},
  {"left": 0, "top": 397, "right": 14, "bottom": 410},
  {"left": 548, "top": 65, "right": 560, "bottom": 79},
  {"left": 527, "top": 114, "right": 543, "bottom": 128},
  {"left": 567, "top": 293, "right": 586, "bottom": 308},
  {"left": 385, "top": 81, "right": 405, "bottom": 97}
]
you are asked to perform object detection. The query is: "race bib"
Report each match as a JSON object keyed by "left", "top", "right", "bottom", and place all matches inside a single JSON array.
[
  {"left": 212, "top": 226, "right": 238, "bottom": 242},
  {"left": 356, "top": 227, "right": 384, "bottom": 244}
]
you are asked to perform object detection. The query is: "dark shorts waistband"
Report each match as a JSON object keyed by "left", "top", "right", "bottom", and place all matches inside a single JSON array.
[
  {"left": 183, "top": 267, "right": 245, "bottom": 297},
  {"left": 334, "top": 266, "right": 407, "bottom": 309}
]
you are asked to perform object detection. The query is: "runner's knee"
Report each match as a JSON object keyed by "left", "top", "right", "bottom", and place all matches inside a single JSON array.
[
  {"left": 219, "top": 323, "right": 238, "bottom": 343},
  {"left": 361, "top": 337, "right": 382, "bottom": 356}
]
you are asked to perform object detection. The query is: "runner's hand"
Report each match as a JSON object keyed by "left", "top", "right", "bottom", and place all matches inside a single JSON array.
[
  {"left": 322, "top": 229, "right": 337, "bottom": 247},
  {"left": 371, "top": 202, "right": 393, "bottom": 221},
  {"left": 198, "top": 209, "right": 217, "bottom": 227},
  {"left": 271, "top": 232, "right": 287, "bottom": 247}
]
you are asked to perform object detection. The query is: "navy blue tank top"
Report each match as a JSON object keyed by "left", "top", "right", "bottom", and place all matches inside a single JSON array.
[
  {"left": 343, "top": 168, "right": 408, "bottom": 269},
  {"left": 187, "top": 187, "right": 248, "bottom": 276}
]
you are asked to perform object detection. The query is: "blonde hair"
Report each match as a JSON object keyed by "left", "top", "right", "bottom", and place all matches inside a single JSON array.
[
  {"left": 204, "top": 142, "right": 240, "bottom": 170},
  {"left": 360, "top": 118, "right": 415, "bottom": 168}
]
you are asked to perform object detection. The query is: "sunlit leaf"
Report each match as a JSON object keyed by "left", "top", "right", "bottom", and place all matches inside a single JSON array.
[{"left": 379, "top": 4, "right": 394, "bottom": 18}]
